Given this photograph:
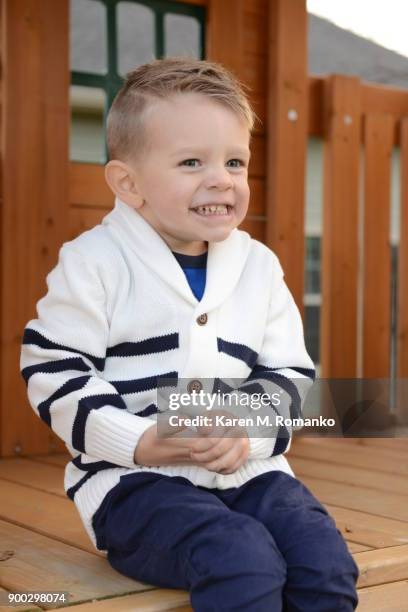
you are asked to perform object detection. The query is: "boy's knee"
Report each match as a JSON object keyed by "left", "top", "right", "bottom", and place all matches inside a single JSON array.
[{"left": 188, "top": 513, "right": 286, "bottom": 581}]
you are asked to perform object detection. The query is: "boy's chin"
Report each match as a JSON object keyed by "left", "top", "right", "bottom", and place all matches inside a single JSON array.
[{"left": 204, "top": 227, "right": 237, "bottom": 243}]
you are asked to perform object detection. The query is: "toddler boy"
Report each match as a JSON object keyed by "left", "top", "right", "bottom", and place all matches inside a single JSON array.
[{"left": 20, "top": 57, "right": 359, "bottom": 611}]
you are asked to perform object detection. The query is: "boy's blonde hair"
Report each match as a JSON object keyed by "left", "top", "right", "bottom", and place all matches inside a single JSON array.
[{"left": 106, "top": 56, "right": 259, "bottom": 163}]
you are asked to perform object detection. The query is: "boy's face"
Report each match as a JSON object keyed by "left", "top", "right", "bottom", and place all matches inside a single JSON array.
[{"left": 116, "top": 92, "right": 251, "bottom": 255}]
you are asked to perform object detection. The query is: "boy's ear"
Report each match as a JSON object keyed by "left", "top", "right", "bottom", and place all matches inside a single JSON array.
[{"left": 104, "top": 160, "right": 144, "bottom": 209}]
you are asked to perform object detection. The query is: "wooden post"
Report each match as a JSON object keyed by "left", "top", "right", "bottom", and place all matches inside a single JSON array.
[
  {"left": 0, "top": 0, "right": 70, "bottom": 456},
  {"left": 206, "top": 0, "right": 245, "bottom": 78},
  {"left": 396, "top": 119, "right": 408, "bottom": 424},
  {"left": 363, "top": 114, "right": 394, "bottom": 378},
  {"left": 321, "top": 75, "right": 361, "bottom": 378},
  {"left": 265, "top": 0, "right": 308, "bottom": 313}
]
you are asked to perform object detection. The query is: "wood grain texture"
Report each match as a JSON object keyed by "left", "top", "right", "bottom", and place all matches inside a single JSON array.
[
  {"left": 321, "top": 75, "right": 361, "bottom": 377},
  {"left": 266, "top": 0, "right": 308, "bottom": 314},
  {"left": 0, "top": 520, "right": 150, "bottom": 607},
  {"left": 1, "top": 0, "right": 70, "bottom": 457},
  {"left": 397, "top": 120, "right": 408, "bottom": 424},
  {"left": 362, "top": 114, "right": 394, "bottom": 377}
]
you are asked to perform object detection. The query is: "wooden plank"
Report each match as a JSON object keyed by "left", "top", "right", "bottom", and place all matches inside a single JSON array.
[
  {"left": 338, "top": 438, "right": 408, "bottom": 453},
  {"left": 363, "top": 114, "right": 394, "bottom": 377},
  {"left": 290, "top": 438, "right": 408, "bottom": 476},
  {"left": 357, "top": 579, "right": 408, "bottom": 611},
  {"left": 300, "top": 475, "right": 408, "bottom": 521},
  {"left": 321, "top": 75, "right": 361, "bottom": 377},
  {"left": 206, "top": 0, "right": 245, "bottom": 84},
  {"left": 69, "top": 163, "right": 112, "bottom": 208},
  {"left": 239, "top": 216, "right": 266, "bottom": 242},
  {"left": 347, "top": 542, "right": 373, "bottom": 554},
  {"left": 30, "top": 453, "right": 70, "bottom": 468},
  {"left": 354, "top": 545, "right": 408, "bottom": 588},
  {"left": 266, "top": 0, "right": 308, "bottom": 313},
  {"left": 243, "top": 51, "right": 267, "bottom": 97},
  {"left": 243, "top": 8, "right": 268, "bottom": 55},
  {"left": 249, "top": 133, "right": 266, "bottom": 178},
  {"left": 308, "top": 76, "right": 408, "bottom": 144},
  {"left": 0, "top": 520, "right": 152, "bottom": 608},
  {"left": 0, "top": 458, "right": 65, "bottom": 497},
  {"left": 397, "top": 119, "right": 408, "bottom": 425},
  {"left": 289, "top": 455, "right": 408, "bottom": 496},
  {"left": 1, "top": 0, "right": 70, "bottom": 457},
  {"left": 0, "top": 480, "right": 98, "bottom": 555},
  {"left": 60, "top": 589, "right": 191, "bottom": 611},
  {"left": 0, "top": 586, "right": 42, "bottom": 612},
  {"left": 310, "top": 502, "right": 407, "bottom": 549}
]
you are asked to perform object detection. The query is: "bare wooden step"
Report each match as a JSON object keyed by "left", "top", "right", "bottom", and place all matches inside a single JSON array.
[
  {"left": 0, "top": 520, "right": 154, "bottom": 609},
  {"left": 0, "top": 479, "right": 97, "bottom": 555},
  {"left": 298, "top": 475, "right": 408, "bottom": 521},
  {"left": 290, "top": 455, "right": 408, "bottom": 495},
  {"left": 30, "top": 454, "right": 70, "bottom": 468},
  {"left": 0, "top": 458, "right": 65, "bottom": 496},
  {"left": 60, "top": 589, "right": 192, "bottom": 611},
  {"left": 289, "top": 438, "right": 408, "bottom": 476},
  {"left": 356, "top": 580, "right": 408, "bottom": 611},
  {"left": 354, "top": 545, "right": 408, "bottom": 588},
  {"left": 347, "top": 542, "right": 373, "bottom": 553},
  {"left": 0, "top": 586, "right": 41, "bottom": 612},
  {"left": 324, "top": 505, "right": 408, "bottom": 548}
]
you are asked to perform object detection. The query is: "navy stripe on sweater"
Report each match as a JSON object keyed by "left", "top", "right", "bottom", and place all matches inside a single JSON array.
[
  {"left": 23, "top": 328, "right": 105, "bottom": 371},
  {"left": 38, "top": 374, "right": 92, "bottom": 427},
  {"left": 109, "top": 371, "right": 178, "bottom": 395},
  {"left": 73, "top": 393, "right": 127, "bottom": 453},
  {"left": 247, "top": 365, "right": 302, "bottom": 420},
  {"left": 71, "top": 455, "right": 120, "bottom": 472},
  {"left": 66, "top": 471, "right": 96, "bottom": 501},
  {"left": 279, "top": 366, "right": 316, "bottom": 381},
  {"left": 217, "top": 338, "right": 258, "bottom": 369},
  {"left": 107, "top": 333, "right": 179, "bottom": 357},
  {"left": 21, "top": 357, "right": 92, "bottom": 385}
]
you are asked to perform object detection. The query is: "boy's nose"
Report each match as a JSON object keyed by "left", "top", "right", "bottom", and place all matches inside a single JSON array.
[{"left": 205, "top": 167, "right": 234, "bottom": 190}]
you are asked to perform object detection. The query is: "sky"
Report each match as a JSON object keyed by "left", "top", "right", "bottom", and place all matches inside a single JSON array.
[{"left": 307, "top": 0, "right": 408, "bottom": 58}]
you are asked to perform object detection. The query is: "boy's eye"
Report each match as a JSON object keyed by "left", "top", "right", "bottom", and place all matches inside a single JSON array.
[
  {"left": 181, "top": 159, "right": 200, "bottom": 167},
  {"left": 228, "top": 159, "right": 245, "bottom": 168},
  {"left": 180, "top": 159, "right": 245, "bottom": 168}
]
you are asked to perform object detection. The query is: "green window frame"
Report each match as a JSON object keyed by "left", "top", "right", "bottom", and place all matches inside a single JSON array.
[{"left": 71, "top": 0, "right": 206, "bottom": 161}]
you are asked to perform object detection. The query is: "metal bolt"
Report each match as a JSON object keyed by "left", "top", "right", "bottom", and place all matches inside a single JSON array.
[
  {"left": 288, "top": 109, "right": 298, "bottom": 122},
  {"left": 344, "top": 114, "right": 353, "bottom": 125}
]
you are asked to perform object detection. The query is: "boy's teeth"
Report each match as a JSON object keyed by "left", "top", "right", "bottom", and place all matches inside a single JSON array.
[{"left": 195, "top": 204, "right": 229, "bottom": 215}]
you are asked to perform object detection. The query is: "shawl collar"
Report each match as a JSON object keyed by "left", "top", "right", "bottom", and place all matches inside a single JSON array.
[{"left": 102, "top": 198, "right": 251, "bottom": 313}]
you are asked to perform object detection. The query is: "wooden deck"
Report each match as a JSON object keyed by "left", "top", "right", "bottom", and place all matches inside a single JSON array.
[{"left": 0, "top": 438, "right": 407, "bottom": 611}]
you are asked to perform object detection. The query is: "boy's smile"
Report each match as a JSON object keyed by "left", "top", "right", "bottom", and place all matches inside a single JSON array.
[{"left": 105, "top": 92, "right": 251, "bottom": 255}]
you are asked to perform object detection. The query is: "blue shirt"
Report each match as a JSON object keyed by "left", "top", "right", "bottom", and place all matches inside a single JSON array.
[{"left": 172, "top": 250, "right": 207, "bottom": 301}]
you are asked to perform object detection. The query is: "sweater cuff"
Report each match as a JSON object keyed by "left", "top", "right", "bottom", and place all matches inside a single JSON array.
[
  {"left": 86, "top": 406, "right": 155, "bottom": 469},
  {"left": 248, "top": 436, "right": 275, "bottom": 459}
]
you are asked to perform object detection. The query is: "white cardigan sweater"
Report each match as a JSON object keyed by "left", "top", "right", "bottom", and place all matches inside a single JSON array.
[{"left": 20, "top": 197, "right": 315, "bottom": 551}]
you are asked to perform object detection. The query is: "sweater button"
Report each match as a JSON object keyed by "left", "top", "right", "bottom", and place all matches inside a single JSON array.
[
  {"left": 187, "top": 379, "right": 203, "bottom": 393},
  {"left": 196, "top": 313, "right": 208, "bottom": 325}
]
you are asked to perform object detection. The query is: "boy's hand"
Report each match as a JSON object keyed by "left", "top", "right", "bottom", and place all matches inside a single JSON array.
[
  {"left": 189, "top": 410, "right": 250, "bottom": 474},
  {"left": 134, "top": 410, "right": 250, "bottom": 474},
  {"left": 134, "top": 418, "right": 197, "bottom": 467}
]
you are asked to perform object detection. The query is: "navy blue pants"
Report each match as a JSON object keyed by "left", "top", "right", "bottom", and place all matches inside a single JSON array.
[{"left": 92, "top": 470, "right": 359, "bottom": 611}]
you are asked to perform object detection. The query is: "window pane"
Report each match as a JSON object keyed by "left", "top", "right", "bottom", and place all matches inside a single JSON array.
[
  {"left": 305, "top": 236, "right": 321, "bottom": 295},
  {"left": 304, "top": 305, "right": 320, "bottom": 365},
  {"left": 70, "top": 0, "right": 107, "bottom": 74},
  {"left": 70, "top": 86, "right": 106, "bottom": 163},
  {"left": 164, "top": 13, "right": 201, "bottom": 58},
  {"left": 117, "top": 2, "right": 155, "bottom": 76}
]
